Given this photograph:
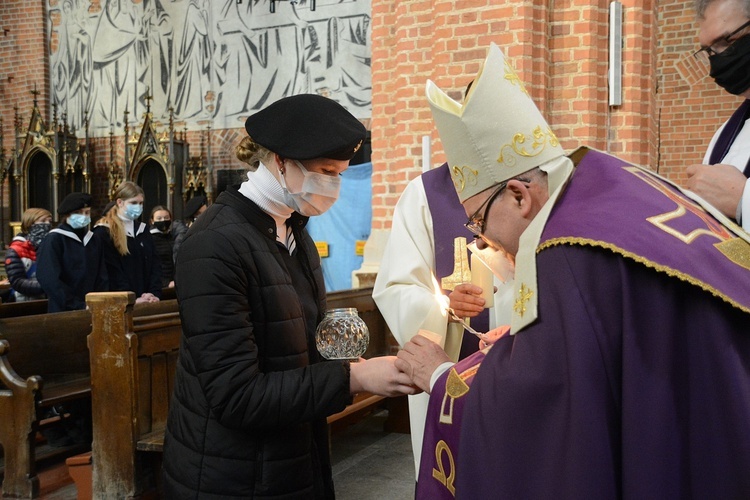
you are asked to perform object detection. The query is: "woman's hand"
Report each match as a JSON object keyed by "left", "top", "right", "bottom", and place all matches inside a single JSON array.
[
  {"left": 136, "top": 292, "right": 160, "bottom": 304},
  {"left": 349, "top": 356, "right": 421, "bottom": 397}
]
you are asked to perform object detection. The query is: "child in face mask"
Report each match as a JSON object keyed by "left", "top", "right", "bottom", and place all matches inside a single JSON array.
[
  {"left": 149, "top": 206, "right": 175, "bottom": 288},
  {"left": 93, "top": 181, "right": 163, "bottom": 304},
  {"left": 36, "top": 192, "right": 110, "bottom": 312},
  {"left": 5, "top": 207, "right": 52, "bottom": 302}
]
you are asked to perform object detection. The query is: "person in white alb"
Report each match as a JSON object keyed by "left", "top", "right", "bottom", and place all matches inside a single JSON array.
[{"left": 687, "top": 0, "right": 750, "bottom": 231}]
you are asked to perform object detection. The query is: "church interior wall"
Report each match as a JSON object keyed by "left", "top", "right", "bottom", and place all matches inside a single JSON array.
[{"left": 0, "top": 0, "right": 744, "bottom": 244}]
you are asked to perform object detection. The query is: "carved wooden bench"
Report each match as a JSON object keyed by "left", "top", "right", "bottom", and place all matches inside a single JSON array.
[{"left": 0, "top": 308, "right": 92, "bottom": 498}]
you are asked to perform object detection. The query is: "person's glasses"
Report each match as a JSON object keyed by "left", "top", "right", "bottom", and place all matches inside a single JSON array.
[
  {"left": 464, "top": 177, "right": 530, "bottom": 237},
  {"left": 694, "top": 19, "right": 750, "bottom": 63}
]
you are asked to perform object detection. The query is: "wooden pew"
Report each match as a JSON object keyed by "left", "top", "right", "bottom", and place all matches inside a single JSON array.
[
  {"left": 0, "top": 296, "right": 182, "bottom": 499},
  {"left": 0, "top": 308, "right": 92, "bottom": 498},
  {"left": 0, "top": 287, "right": 178, "bottom": 319},
  {"left": 86, "top": 292, "right": 180, "bottom": 498},
  {"left": 85, "top": 288, "right": 404, "bottom": 498}
]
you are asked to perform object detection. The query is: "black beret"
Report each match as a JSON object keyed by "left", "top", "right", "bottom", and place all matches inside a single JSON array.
[
  {"left": 244, "top": 94, "right": 367, "bottom": 161},
  {"left": 58, "top": 192, "right": 92, "bottom": 216},
  {"left": 184, "top": 195, "right": 207, "bottom": 219}
]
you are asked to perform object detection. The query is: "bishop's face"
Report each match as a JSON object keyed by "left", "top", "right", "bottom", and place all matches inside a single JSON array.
[{"left": 462, "top": 175, "right": 549, "bottom": 259}]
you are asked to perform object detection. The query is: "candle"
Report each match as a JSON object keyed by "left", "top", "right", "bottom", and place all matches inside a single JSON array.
[
  {"left": 421, "top": 135, "right": 431, "bottom": 173},
  {"left": 471, "top": 253, "right": 494, "bottom": 308}
]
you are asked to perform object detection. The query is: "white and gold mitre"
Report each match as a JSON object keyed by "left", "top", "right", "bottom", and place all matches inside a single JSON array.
[{"left": 426, "top": 43, "right": 565, "bottom": 202}]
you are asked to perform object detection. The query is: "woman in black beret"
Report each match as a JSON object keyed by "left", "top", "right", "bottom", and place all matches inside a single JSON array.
[
  {"left": 163, "top": 94, "right": 417, "bottom": 499},
  {"left": 36, "top": 192, "right": 109, "bottom": 312}
]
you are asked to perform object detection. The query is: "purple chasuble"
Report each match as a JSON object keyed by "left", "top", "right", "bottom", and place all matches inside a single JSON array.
[
  {"left": 423, "top": 163, "right": 488, "bottom": 359},
  {"left": 416, "top": 349, "right": 486, "bottom": 499},
  {"left": 541, "top": 148, "right": 750, "bottom": 313},
  {"left": 708, "top": 99, "right": 750, "bottom": 176},
  {"left": 453, "top": 149, "right": 750, "bottom": 499}
]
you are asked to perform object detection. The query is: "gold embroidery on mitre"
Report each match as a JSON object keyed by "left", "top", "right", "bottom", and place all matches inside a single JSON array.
[
  {"left": 451, "top": 165, "right": 479, "bottom": 193},
  {"left": 497, "top": 126, "right": 560, "bottom": 167},
  {"left": 514, "top": 283, "right": 534, "bottom": 317},
  {"left": 715, "top": 238, "right": 750, "bottom": 271},
  {"left": 504, "top": 59, "right": 530, "bottom": 97}
]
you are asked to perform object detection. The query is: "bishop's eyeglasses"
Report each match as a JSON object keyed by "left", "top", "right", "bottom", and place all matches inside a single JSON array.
[
  {"left": 464, "top": 177, "right": 530, "bottom": 237},
  {"left": 693, "top": 19, "right": 750, "bottom": 63}
]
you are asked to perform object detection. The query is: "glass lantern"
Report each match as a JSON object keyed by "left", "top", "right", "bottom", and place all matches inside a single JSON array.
[{"left": 315, "top": 308, "right": 369, "bottom": 360}]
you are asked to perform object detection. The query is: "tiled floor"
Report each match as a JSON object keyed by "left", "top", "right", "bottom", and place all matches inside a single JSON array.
[{"left": 332, "top": 410, "right": 415, "bottom": 499}]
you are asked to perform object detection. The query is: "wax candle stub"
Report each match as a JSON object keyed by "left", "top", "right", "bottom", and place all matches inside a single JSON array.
[{"left": 471, "top": 253, "right": 494, "bottom": 307}]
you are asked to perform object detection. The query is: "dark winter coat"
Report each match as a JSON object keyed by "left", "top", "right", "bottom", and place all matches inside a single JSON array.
[
  {"left": 5, "top": 235, "right": 45, "bottom": 301},
  {"left": 150, "top": 227, "right": 175, "bottom": 287},
  {"left": 163, "top": 187, "right": 352, "bottom": 499},
  {"left": 36, "top": 224, "right": 109, "bottom": 312},
  {"left": 93, "top": 221, "right": 162, "bottom": 298}
]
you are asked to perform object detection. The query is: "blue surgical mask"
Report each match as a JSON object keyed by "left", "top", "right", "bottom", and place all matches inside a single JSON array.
[
  {"left": 68, "top": 213, "right": 91, "bottom": 229},
  {"left": 124, "top": 204, "right": 144, "bottom": 220}
]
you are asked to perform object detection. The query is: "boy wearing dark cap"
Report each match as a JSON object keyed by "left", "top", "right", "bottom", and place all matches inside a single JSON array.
[
  {"left": 36, "top": 192, "right": 109, "bottom": 312},
  {"left": 163, "top": 94, "right": 417, "bottom": 498},
  {"left": 171, "top": 194, "right": 207, "bottom": 259}
]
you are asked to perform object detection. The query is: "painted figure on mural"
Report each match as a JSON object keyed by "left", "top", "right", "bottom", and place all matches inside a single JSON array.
[
  {"left": 213, "top": 0, "right": 308, "bottom": 118},
  {"left": 173, "top": 0, "right": 211, "bottom": 119},
  {"left": 91, "top": 0, "right": 149, "bottom": 125},
  {"left": 143, "top": 0, "right": 174, "bottom": 117},
  {"left": 51, "top": 0, "right": 93, "bottom": 130},
  {"left": 307, "top": 13, "right": 372, "bottom": 110},
  {"left": 47, "top": 0, "right": 373, "bottom": 132}
]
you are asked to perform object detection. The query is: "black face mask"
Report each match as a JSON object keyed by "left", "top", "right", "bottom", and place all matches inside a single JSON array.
[
  {"left": 709, "top": 34, "right": 750, "bottom": 96},
  {"left": 154, "top": 220, "right": 172, "bottom": 232},
  {"left": 28, "top": 222, "right": 51, "bottom": 248}
]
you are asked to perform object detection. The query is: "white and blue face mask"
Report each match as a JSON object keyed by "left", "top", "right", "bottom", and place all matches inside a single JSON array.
[
  {"left": 123, "top": 203, "right": 144, "bottom": 220},
  {"left": 279, "top": 160, "right": 341, "bottom": 216},
  {"left": 68, "top": 213, "right": 91, "bottom": 229}
]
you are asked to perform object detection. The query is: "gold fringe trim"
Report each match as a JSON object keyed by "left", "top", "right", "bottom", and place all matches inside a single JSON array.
[{"left": 538, "top": 237, "right": 750, "bottom": 315}]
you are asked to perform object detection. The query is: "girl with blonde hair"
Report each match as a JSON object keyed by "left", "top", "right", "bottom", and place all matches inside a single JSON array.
[{"left": 93, "top": 181, "right": 162, "bottom": 304}]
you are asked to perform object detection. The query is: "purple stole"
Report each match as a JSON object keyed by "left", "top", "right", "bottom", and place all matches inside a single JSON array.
[
  {"left": 708, "top": 99, "right": 750, "bottom": 177},
  {"left": 416, "top": 349, "right": 486, "bottom": 499},
  {"left": 542, "top": 148, "right": 750, "bottom": 313},
  {"left": 423, "top": 163, "right": 488, "bottom": 359}
]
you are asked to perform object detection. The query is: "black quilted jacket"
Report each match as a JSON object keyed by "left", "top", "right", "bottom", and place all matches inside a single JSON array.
[{"left": 163, "top": 187, "right": 351, "bottom": 499}]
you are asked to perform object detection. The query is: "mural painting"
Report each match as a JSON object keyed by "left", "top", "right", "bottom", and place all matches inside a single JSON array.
[{"left": 47, "top": 0, "right": 372, "bottom": 136}]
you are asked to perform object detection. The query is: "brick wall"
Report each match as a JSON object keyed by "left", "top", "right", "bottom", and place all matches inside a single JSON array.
[
  {"left": 371, "top": 0, "right": 667, "bottom": 229},
  {"left": 0, "top": 0, "right": 49, "bottom": 204}
]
